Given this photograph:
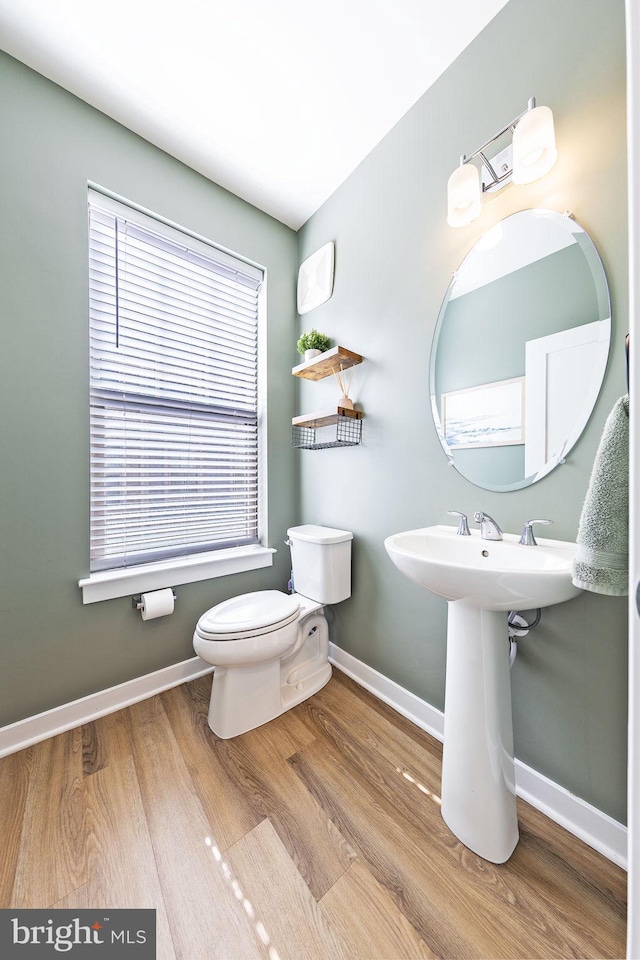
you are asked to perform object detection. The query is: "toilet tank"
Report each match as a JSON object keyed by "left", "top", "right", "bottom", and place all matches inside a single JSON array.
[{"left": 287, "top": 524, "right": 352, "bottom": 604}]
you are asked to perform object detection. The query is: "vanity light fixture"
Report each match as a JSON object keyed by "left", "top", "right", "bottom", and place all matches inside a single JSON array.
[
  {"left": 512, "top": 104, "right": 557, "bottom": 183},
  {"left": 446, "top": 163, "right": 482, "bottom": 228},
  {"left": 447, "top": 97, "right": 557, "bottom": 227}
]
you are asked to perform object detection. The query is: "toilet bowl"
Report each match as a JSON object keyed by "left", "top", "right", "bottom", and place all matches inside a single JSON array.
[
  {"left": 193, "top": 590, "right": 330, "bottom": 738},
  {"left": 192, "top": 524, "right": 352, "bottom": 739}
]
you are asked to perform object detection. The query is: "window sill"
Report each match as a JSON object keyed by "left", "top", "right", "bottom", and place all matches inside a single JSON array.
[{"left": 78, "top": 545, "right": 276, "bottom": 604}]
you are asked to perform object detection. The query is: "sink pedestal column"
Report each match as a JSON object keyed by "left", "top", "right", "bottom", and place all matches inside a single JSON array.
[{"left": 441, "top": 599, "right": 519, "bottom": 863}]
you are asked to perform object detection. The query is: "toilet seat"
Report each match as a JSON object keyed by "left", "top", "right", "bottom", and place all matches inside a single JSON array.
[{"left": 195, "top": 590, "right": 300, "bottom": 641}]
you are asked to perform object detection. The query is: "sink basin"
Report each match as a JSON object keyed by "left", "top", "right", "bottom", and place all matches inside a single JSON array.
[
  {"left": 384, "top": 524, "right": 581, "bottom": 611},
  {"left": 384, "top": 522, "right": 582, "bottom": 863}
]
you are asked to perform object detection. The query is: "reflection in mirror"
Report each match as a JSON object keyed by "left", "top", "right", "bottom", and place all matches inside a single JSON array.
[{"left": 430, "top": 209, "right": 611, "bottom": 491}]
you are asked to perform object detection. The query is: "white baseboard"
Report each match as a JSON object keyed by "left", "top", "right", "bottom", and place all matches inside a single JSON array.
[
  {"left": 329, "top": 642, "right": 628, "bottom": 870},
  {"left": 0, "top": 657, "right": 214, "bottom": 759}
]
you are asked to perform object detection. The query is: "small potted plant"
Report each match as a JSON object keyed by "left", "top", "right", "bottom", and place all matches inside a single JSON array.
[{"left": 297, "top": 329, "right": 331, "bottom": 362}]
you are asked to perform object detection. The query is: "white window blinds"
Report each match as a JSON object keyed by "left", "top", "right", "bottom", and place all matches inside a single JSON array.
[{"left": 88, "top": 191, "right": 263, "bottom": 572}]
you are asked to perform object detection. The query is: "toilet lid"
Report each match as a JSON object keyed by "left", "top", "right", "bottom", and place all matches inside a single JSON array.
[{"left": 196, "top": 590, "right": 300, "bottom": 636}]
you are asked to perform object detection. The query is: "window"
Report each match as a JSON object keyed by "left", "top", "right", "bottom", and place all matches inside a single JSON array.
[{"left": 87, "top": 190, "right": 264, "bottom": 576}]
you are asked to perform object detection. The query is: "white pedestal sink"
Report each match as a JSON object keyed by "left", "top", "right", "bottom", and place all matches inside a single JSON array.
[{"left": 384, "top": 524, "right": 581, "bottom": 863}]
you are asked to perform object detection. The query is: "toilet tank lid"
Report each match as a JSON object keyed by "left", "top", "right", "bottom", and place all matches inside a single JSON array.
[{"left": 287, "top": 524, "right": 353, "bottom": 544}]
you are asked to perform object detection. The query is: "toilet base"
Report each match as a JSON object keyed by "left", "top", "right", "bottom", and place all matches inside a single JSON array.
[{"left": 207, "top": 612, "right": 331, "bottom": 738}]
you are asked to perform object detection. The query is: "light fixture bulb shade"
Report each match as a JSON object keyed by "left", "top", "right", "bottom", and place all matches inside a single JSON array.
[
  {"left": 447, "top": 163, "right": 482, "bottom": 227},
  {"left": 512, "top": 105, "right": 557, "bottom": 184}
]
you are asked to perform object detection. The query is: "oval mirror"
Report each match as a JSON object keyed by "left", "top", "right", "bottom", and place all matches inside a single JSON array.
[{"left": 430, "top": 209, "right": 611, "bottom": 491}]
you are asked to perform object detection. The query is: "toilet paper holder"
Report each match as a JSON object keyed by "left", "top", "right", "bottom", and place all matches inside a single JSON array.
[{"left": 132, "top": 590, "right": 177, "bottom": 610}]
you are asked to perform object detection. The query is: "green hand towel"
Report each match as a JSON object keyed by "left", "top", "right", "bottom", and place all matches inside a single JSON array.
[{"left": 571, "top": 395, "right": 629, "bottom": 596}]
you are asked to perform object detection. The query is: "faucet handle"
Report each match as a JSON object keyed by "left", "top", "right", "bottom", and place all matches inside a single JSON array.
[
  {"left": 447, "top": 510, "right": 471, "bottom": 536},
  {"left": 519, "top": 519, "right": 553, "bottom": 546}
]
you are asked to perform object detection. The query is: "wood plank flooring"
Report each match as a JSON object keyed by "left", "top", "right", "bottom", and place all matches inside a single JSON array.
[{"left": 0, "top": 670, "right": 626, "bottom": 959}]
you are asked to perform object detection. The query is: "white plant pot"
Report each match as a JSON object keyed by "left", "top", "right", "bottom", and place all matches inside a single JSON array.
[{"left": 304, "top": 349, "right": 322, "bottom": 361}]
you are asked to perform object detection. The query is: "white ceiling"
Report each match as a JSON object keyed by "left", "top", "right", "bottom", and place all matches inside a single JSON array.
[{"left": 0, "top": 0, "right": 509, "bottom": 229}]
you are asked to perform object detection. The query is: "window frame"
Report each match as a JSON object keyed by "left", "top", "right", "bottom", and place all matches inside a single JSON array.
[{"left": 79, "top": 186, "right": 272, "bottom": 603}]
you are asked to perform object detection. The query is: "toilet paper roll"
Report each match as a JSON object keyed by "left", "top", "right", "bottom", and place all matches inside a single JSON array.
[{"left": 140, "top": 588, "right": 175, "bottom": 621}]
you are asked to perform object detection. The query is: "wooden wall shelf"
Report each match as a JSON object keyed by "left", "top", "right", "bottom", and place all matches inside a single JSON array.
[
  {"left": 292, "top": 346, "right": 364, "bottom": 449},
  {"left": 292, "top": 345, "right": 363, "bottom": 381},
  {"left": 291, "top": 407, "right": 363, "bottom": 450},
  {"left": 292, "top": 406, "right": 363, "bottom": 429}
]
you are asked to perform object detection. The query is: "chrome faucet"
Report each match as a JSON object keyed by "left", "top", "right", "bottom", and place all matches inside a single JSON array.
[
  {"left": 518, "top": 519, "right": 553, "bottom": 546},
  {"left": 447, "top": 510, "right": 470, "bottom": 536},
  {"left": 473, "top": 511, "right": 503, "bottom": 541}
]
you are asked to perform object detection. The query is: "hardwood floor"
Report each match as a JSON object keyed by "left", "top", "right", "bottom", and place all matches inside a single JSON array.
[{"left": 0, "top": 670, "right": 626, "bottom": 959}]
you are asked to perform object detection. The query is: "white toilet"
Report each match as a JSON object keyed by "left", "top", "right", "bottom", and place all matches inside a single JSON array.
[{"left": 193, "top": 524, "right": 353, "bottom": 738}]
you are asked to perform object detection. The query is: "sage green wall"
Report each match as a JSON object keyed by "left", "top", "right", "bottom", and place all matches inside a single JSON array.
[
  {"left": 0, "top": 51, "right": 298, "bottom": 727},
  {"left": 297, "top": 0, "right": 628, "bottom": 822}
]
